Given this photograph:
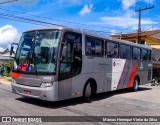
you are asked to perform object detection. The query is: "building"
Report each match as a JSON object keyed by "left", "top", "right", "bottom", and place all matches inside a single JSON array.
[
  {"left": 0, "top": 52, "right": 10, "bottom": 64},
  {"left": 111, "top": 30, "right": 160, "bottom": 48},
  {"left": 111, "top": 30, "right": 160, "bottom": 78}
]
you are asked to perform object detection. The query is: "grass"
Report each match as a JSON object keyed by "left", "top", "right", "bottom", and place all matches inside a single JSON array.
[{"left": 3, "top": 70, "right": 11, "bottom": 77}]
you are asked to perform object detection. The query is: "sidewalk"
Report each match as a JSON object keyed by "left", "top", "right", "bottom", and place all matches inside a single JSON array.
[{"left": 0, "top": 76, "right": 12, "bottom": 85}]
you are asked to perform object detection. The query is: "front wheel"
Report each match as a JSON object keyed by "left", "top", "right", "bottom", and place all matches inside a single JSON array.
[
  {"left": 132, "top": 78, "right": 139, "bottom": 92},
  {"left": 83, "top": 82, "right": 92, "bottom": 103}
]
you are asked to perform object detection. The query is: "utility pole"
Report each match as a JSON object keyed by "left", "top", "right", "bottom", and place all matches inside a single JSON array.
[
  {"left": 0, "top": 0, "right": 18, "bottom": 4},
  {"left": 120, "top": 32, "right": 122, "bottom": 40},
  {"left": 135, "top": 6, "right": 154, "bottom": 44}
]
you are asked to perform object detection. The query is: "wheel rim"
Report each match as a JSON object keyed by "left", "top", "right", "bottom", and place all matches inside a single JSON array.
[
  {"left": 135, "top": 80, "right": 138, "bottom": 90},
  {"left": 85, "top": 83, "right": 91, "bottom": 99}
]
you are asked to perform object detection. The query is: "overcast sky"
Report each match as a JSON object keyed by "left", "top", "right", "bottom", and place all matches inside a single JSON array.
[{"left": 0, "top": 0, "right": 159, "bottom": 51}]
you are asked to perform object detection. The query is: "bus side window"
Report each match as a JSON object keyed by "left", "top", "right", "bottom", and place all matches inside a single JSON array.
[
  {"left": 106, "top": 41, "right": 119, "bottom": 58},
  {"left": 61, "top": 42, "right": 73, "bottom": 62},
  {"left": 133, "top": 47, "right": 141, "bottom": 60},
  {"left": 120, "top": 44, "right": 131, "bottom": 59},
  {"left": 85, "top": 36, "right": 103, "bottom": 57},
  {"left": 148, "top": 50, "right": 151, "bottom": 61},
  {"left": 60, "top": 41, "right": 73, "bottom": 73},
  {"left": 141, "top": 49, "right": 148, "bottom": 60},
  {"left": 59, "top": 32, "right": 82, "bottom": 80}
]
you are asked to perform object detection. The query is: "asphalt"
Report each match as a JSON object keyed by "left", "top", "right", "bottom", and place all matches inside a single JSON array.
[{"left": 0, "top": 77, "right": 160, "bottom": 125}]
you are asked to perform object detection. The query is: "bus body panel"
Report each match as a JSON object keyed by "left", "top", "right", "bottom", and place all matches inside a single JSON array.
[
  {"left": 140, "top": 60, "right": 152, "bottom": 84},
  {"left": 82, "top": 56, "right": 106, "bottom": 92},
  {"left": 58, "top": 78, "right": 72, "bottom": 100},
  {"left": 12, "top": 81, "right": 59, "bottom": 101},
  {"left": 13, "top": 74, "right": 55, "bottom": 87},
  {"left": 11, "top": 27, "right": 152, "bottom": 102}
]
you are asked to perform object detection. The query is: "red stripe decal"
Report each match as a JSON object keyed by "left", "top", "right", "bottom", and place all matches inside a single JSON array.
[
  {"left": 11, "top": 72, "right": 20, "bottom": 79},
  {"left": 127, "top": 62, "right": 137, "bottom": 88}
]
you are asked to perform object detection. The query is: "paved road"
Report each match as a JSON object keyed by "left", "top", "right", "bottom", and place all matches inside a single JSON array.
[{"left": 0, "top": 78, "right": 160, "bottom": 125}]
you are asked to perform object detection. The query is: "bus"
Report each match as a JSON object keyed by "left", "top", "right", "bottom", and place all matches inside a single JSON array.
[{"left": 10, "top": 26, "right": 152, "bottom": 102}]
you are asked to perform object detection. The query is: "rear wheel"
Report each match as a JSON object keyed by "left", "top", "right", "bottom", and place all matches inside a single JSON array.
[
  {"left": 83, "top": 82, "right": 92, "bottom": 103},
  {"left": 132, "top": 78, "right": 139, "bottom": 92}
]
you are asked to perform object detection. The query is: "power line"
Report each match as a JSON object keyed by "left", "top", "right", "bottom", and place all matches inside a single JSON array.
[
  {"left": 0, "top": 7, "right": 113, "bottom": 29},
  {"left": 142, "top": 22, "right": 160, "bottom": 32},
  {"left": 0, "top": 12, "right": 64, "bottom": 27},
  {"left": 0, "top": 0, "right": 18, "bottom": 4},
  {"left": 0, "top": 8, "right": 139, "bottom": 35},
  {"left": 0, "top": 15, "right": 51, "bottom": 27},
  {"left": 0, "top": 7, "right": 133, "bottom": 31},
  {"left": 0, "top": 12, "right": 118, "bottom": 35}
]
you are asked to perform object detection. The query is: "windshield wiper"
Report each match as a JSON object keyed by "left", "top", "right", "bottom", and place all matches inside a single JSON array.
[
  {"left": 26, "top": 35, "right": 38, "bottom": 75},
  {"left": 32, "top": 41, "right": 38, "bottom": 75},
  {"left": 32, "top": 53, "right": 38, "bottom": 75}
]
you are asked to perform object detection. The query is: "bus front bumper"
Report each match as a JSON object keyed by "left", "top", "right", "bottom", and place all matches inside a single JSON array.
[{"left": 11, "top": 82, "right": 58, "bottom": 101}]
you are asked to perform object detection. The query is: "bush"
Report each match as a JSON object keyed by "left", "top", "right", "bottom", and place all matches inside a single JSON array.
[
  {"left": 2, "top": 59, "right": 13, "bottom": 77},
  {"left": 153, "top": 76, "right": 160, "bottom": 81},
  {"left": 3, "top": 70, "right": 11, "bottom": 77}
]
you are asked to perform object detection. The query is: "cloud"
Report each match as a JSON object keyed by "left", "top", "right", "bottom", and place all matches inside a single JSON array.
[
  {"left": 110, "top": 29, "right": 117, "bottom": 35},
  {"left": 80, "top": 4, "right": 93, "bottom": 16},
  {"left": 17, "top": 0, "right": 37, "bottom": 5},
  {"left": 57, "top": 0, "right": 81, "bottom": 5},
  {"left": 121, "top": 0, "right": 137, "bottom": 10},
  {"left": 100, "top": 16, "right": 157, "bottom": 29},
  {"left": 0, "top": 47, "right": 5, "bottom": 52},
  {"left": 0, "top": 25, "right": 19, "bottom": 51},
  {"left": 2, "top": 0, "right": 37, "bottom": 6},
  {"left": 121, "top": 0, "right": 155, "bottom": 10},
  {"left": 0, "top": 0, "right": 37, "bottom": 5},
  {"left": 124, "top": 10, "right": 136, "bottom": 17},
  {"left": 144, "top": 0, "right": 155, "bottom": 4}
]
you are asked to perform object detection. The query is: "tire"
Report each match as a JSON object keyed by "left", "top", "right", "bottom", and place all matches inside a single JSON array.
[
  {"left": 132, "top": 78, "right": 139, "bottom": 92},
  {"left": 83, "top": 82, "right": 92, "bottom": 103}
]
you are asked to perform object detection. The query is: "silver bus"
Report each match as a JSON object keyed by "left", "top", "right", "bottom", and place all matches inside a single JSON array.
[{"left": 10, "top": 26, "right": 152, "bottom": 102}]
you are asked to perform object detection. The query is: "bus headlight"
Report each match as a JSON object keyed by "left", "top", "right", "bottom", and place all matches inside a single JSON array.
[{"left": 40, "top": 82, "right": 53, "bottom": 87}]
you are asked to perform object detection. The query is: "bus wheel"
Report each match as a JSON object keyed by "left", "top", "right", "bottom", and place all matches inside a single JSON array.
[
  {"left": 83, "top": 82, "right": 92, "bottom": 103},
  {"left": 133, "top": 78, "right": 139, "bottom": 92}
]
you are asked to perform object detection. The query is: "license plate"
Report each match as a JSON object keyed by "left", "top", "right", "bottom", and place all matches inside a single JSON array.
[{"left": 23, "top": 90, "right": 31, "bottom": 95}]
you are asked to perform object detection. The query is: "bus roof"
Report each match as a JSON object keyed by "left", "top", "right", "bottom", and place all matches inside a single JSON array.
[{"left": 24, "top": 26, "right": 152, "bottom": 50}]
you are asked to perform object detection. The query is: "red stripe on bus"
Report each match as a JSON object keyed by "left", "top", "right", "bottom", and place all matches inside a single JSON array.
[
  {"left": 11, "top": 72, "right": 20, "bottom": 79},
  {"left": 127, "top": 62, "right": 137, "bottom": 88}
]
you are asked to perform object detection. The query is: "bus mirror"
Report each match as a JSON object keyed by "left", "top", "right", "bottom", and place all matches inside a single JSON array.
[
  {"left": 10, "top": 46, "right": 14, "bottom": 55},
  {"left": 10, "top": 43, "right": 18, "bottom": 58}
]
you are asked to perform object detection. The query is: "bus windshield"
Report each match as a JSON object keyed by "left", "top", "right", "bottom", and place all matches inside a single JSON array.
[{"left": 14, "top": 30, "right": 61, "bottom": 73}]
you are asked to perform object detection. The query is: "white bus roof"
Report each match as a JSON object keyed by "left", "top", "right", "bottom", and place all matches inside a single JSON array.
[{"left": 24, "top": 26, "right": 152, "bottom": 50}]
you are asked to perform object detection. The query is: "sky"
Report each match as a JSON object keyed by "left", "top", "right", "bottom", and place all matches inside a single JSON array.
[{"left": 0, "top": 0, "right": 160, "bottom": 51}]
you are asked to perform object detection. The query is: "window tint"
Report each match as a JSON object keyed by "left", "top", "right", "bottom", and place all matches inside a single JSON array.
[
  {"left": 148, "top": 50, "right": 152, "bottom": 61},
  {"left": 120, "top": 44, "right": 131, "bottom": 59},
  {"left": 59, "top": 32, "right": 82, "bottom": 81},
  {"left": 133, "top": 47, "right": 141, "bottom": 60},
  {"left": 85, "top": 36, "right": 103, "bottom": 57},
  {"left": 106, "top": 41, "right": 119, "bottom": 58},
  {"left": 61, "top": 42, "right": 73, "bottom": 63},
  {"left": 141, "top": 49, "right": 148, "bottom": 60}
]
